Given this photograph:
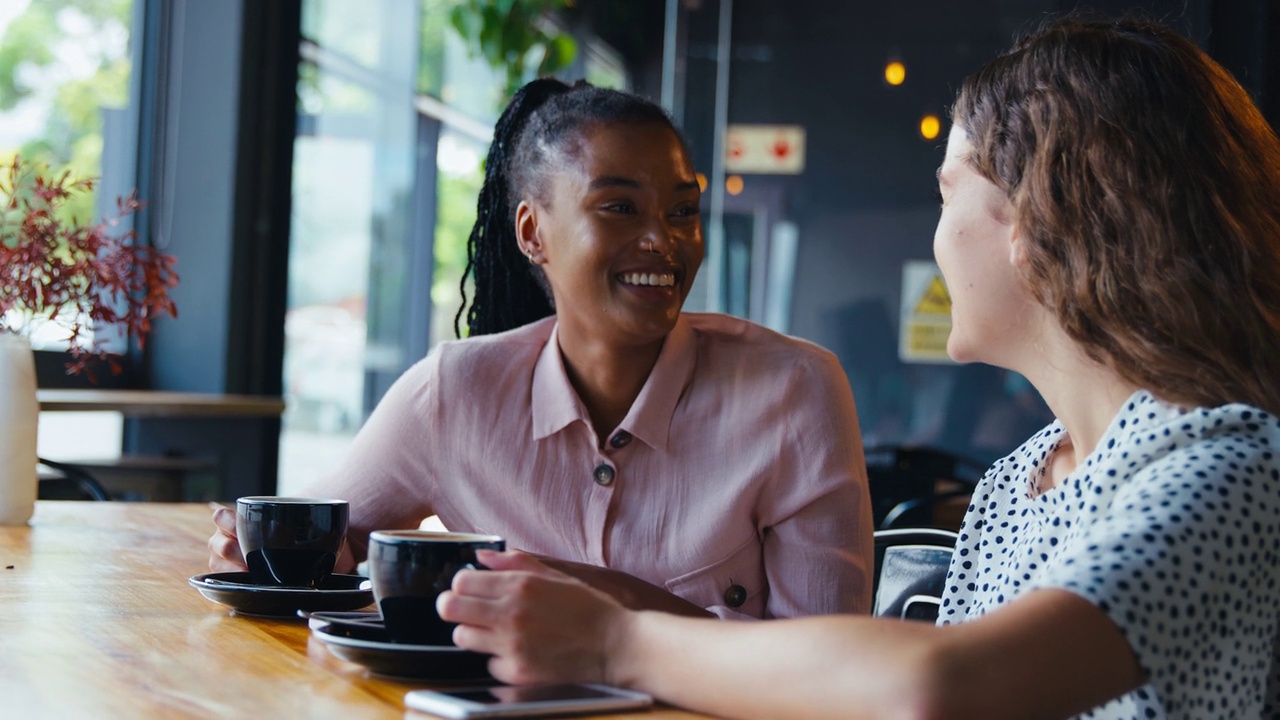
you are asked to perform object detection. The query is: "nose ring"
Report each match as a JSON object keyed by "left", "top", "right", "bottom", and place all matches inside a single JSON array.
[{"left": 643, "top": 238, "right": 658, "bottom": 254}]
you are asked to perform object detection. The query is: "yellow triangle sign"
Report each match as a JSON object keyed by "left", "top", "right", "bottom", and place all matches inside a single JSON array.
[{"left": 915, "top": 276, "right": 951, "bottom": 314}]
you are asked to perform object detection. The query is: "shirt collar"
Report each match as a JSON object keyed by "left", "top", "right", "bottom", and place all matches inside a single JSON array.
[
  {"left": 530, "top": 316, "right": 697, "bottom": 451},
  {"left": 531, "top": 322, "right": 585, "bottom": 441}
]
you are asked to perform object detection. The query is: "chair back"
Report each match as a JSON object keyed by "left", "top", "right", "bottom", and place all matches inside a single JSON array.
[
  {"left": 37, "top": 457, "right": 111, "bottom": 501},
  {"left": 865, "top": 445, "right": 984, "bottom": 530},
  {"left": 872, "top": 528, "right": 958, "bottom": 623}
]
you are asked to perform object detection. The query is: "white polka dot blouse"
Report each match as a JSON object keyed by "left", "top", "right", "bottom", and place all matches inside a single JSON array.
[{"left": 940, "top": 390, "right": 1280, "bottom": 718}]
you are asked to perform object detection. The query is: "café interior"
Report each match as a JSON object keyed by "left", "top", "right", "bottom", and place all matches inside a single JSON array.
[
  {"left": 15, "top": 0, "right": 1279, "bottom": 509},
  {"left": 4, "top": 0, "right": 1279, "bottom": 716}
]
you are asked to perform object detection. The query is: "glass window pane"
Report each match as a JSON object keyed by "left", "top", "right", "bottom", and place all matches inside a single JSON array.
[
  {"left": 284, "top": 135, "right": 373, "bottom": 438},
  {"left": 0, "top": 0, "right": 137, "bottom": 351},
  {"left": 301, "top": 0, "right": 385, "bottom": 69},
  {"left": 418, "top": 0, "right": 457, "bottom": 99},
  {"left": 282, "top": 1, "right": 420, "bottom": 495},
  {"left": 429, "top": 127, "right": 485, "bottom": 348},
  {"left": 298, "top": 61, "right": 377, "bottom": 118},
  {"left": 281, "top": 125, "right": 377, "bottom": 491},
  {"left": 440, "top": 28, "right": 504, "bottom": 122},
  {"left": 583, "top": 39, "right": 628, "bottom": 90}
]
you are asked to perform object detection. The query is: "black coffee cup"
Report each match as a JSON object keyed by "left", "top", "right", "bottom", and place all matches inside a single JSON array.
[
  {"left": 236, "top": 496, "right": 349, "bottom": 588},
  {"left": 367, "top": 530, "right": 505, "bottom": 645}
]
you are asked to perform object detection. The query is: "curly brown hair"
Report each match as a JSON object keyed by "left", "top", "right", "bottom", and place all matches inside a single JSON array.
[{"left": 953, "top": 16, "right": 1280, "bottom": 414}]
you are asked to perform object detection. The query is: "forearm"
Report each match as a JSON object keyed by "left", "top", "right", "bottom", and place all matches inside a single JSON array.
[
  {"left": 444, "top": 555, "right": 1142, "bottom": 719},
  {"left": 609, "top": 612, "right": 946, "bottom": 720},
  {"left": 608, "top": 590, "right": 1145, "bottom": 720}
]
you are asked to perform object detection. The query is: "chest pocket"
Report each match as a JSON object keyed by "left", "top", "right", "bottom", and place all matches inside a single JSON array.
[{"left": 663, "top": 534, "right": 767, "bottom": 618}]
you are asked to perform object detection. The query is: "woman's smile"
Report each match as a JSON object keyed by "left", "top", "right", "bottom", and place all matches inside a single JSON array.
[{"left": 618, "top": 271, "right": 676, "bottom": 288}]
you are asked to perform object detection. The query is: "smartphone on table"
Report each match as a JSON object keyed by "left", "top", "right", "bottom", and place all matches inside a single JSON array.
[{"left": 404, "top": 683, "right": 653, "bottom": 718}]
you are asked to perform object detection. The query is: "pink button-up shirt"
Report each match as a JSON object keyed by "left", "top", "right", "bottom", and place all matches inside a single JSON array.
[{"left": 310, "top": 312, "right": 872, "bottom": 618}]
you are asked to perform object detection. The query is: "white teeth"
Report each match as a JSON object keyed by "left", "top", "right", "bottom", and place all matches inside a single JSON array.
[{"left": 621, "top": 272, "right": 676, "bottom": 287}]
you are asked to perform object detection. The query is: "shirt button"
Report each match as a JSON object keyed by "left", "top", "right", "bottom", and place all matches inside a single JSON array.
[
  {"left": 609, "top": 431, "right": 632, "bottom": 449},
  {"left": 724, "top": 584, "right": 747, "bottom": 608},
  {"left": 593, "top": 464, "right": 616, "bottom": 486}
]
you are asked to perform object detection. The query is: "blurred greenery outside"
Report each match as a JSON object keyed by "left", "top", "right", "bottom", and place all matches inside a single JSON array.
[
  {"left": 297, "top": 0, "right": 580, "bottom": 344},
  {"left": 0, "top": 0, "right": 625, "bottom": 488},
  {"left": 0, "top": 0, "right": 133, "bottom": 227},
  {"left": 1, "top": 0, "right": 606, "bottom": 347}
]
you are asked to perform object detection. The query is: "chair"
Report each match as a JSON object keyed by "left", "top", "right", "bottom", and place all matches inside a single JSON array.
[
  {"left": 865, "top": 445, "right": 985, "bottom": 530},
  {"left": 37, "top": 457, "right": 112, "bottom": 501},
  {"left": 872, "top": 527, "right": 958, "bottom": 623}
]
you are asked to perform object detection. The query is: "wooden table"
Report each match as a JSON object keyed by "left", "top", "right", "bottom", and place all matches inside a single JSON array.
[
  {"left": 37, "top": 389, "right": 285, "bottom": 418},
  {"left": 37, "top": 390, "right": 286, "bottom": 501},
  {"left": 0, "top": 502, "right": 703, "bottom": 718}
]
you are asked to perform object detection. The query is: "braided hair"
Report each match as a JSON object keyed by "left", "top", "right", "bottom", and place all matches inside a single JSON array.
[{"left": 454, "top": 78, "right": 686, "bottom": 337}]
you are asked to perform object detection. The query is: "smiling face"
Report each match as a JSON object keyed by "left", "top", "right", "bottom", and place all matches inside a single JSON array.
[
  {"left": 933, "top": 124, "right": 1036, "bottom": 368},
  {"left": 516, "top": 121, "right": 704, "bottom": 350}
]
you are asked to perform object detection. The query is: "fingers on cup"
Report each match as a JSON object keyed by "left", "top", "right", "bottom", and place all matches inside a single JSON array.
[
  {"left": 211, "top": 505, "right": 237, "bottom": 533},
  {"left": 438, "top": 588, "right": 505, "bottom": 635},
  {"left": 208, "top": 532, "right": 246, "bottom": 570},
  {"left": 451, "top": 618, "right": 496, "bottom": 654},
  {"left": 450, "top": 566, "right": 505, "bottom": 598}
]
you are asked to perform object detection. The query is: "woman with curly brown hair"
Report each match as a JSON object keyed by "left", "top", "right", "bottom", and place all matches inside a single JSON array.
[{"left": 440, "top": 16, "right": 1280, "bottom": 719}]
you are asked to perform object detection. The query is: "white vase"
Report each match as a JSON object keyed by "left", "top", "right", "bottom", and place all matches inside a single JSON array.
[{"left": 0, "top": 334, "right": 37, "bottom": 525}]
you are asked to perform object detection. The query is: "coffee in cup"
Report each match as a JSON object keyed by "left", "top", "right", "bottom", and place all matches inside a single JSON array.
[
  {"left": 236, "top": 496, "right": 349, "bottom": 588},
  {"left": 367, "top": 530, "right": 505, "bottom": 645}
]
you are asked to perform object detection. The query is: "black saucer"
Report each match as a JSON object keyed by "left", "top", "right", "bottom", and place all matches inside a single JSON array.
[
  {"left": 188, "top": 572, "right": 374, "bottom": 617},
  {"left": 305, "top": 611, "right": 492, "bottom": 681}
]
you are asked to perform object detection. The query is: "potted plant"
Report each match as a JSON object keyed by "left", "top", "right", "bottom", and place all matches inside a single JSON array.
[{"left": 0, "top": 155, "right": 178, "bottom": 523}]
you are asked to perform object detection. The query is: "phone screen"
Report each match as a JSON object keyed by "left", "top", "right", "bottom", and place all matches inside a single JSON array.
[
  {"left": 405, "top": 683, "right": 652, "bottom": 718},
  {"left": 444, "top": 685, "right": 620, "bottom": 704}
]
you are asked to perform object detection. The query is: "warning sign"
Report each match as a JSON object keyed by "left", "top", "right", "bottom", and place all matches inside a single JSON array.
[
  {"left": 899, "top": 261, "right": 954, "bottom": 363},
  {"left": 725, "top": 125, "right": 805, "bottom": 174},
  {"left": 914, "top": 276, "right": 951, "bottom": 315}
]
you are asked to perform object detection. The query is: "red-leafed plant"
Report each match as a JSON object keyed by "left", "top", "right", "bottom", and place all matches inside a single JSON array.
[{"left": 0, "top": 155, "right": 178, "bottom": 376}]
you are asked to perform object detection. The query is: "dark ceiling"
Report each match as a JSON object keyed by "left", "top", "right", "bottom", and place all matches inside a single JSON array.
[
  {"left": 675, "top": 0, "right": 1214, "bottom": 210},
  {"left": 577, "top": 1, "right": 1260, "bottom": 210}
]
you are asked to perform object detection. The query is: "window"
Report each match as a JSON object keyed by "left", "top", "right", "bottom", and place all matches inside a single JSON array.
[
  {"left": 0, "top": 0, "right": 140, "bottom": 353},
  {"left": 278, "top": 0, "right": 628, "bottom": 493},
  {"left": 1, "top": 0, "right": 144, "bottom": 461}
]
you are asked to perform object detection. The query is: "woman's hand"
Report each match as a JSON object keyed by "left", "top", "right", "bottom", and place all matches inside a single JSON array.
[
  {"left": 207, "top": 503, "right": 247, "bottom": 572},
  {"left": 437, "top": 550, "right": 634, "bottom": 686}
]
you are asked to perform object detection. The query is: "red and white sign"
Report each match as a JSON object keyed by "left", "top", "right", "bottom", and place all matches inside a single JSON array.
[{"left": 725, "top": 124, "right": 806, "bottom": 174}]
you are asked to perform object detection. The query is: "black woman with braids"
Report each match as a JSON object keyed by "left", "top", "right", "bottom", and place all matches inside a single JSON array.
[{"left": 209, "top": 79, "right": 873, "bottom": 620}]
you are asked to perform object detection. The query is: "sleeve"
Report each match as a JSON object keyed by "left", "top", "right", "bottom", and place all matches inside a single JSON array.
[
  {"left": 302, "top": 349, "right": 445, "bottom": 562},
  {"left": 1034, "top": 432, "right": 1280, "bottom": 717},
  {"left": 754, "top": 349, "right": 874, "bottom": 618}
]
